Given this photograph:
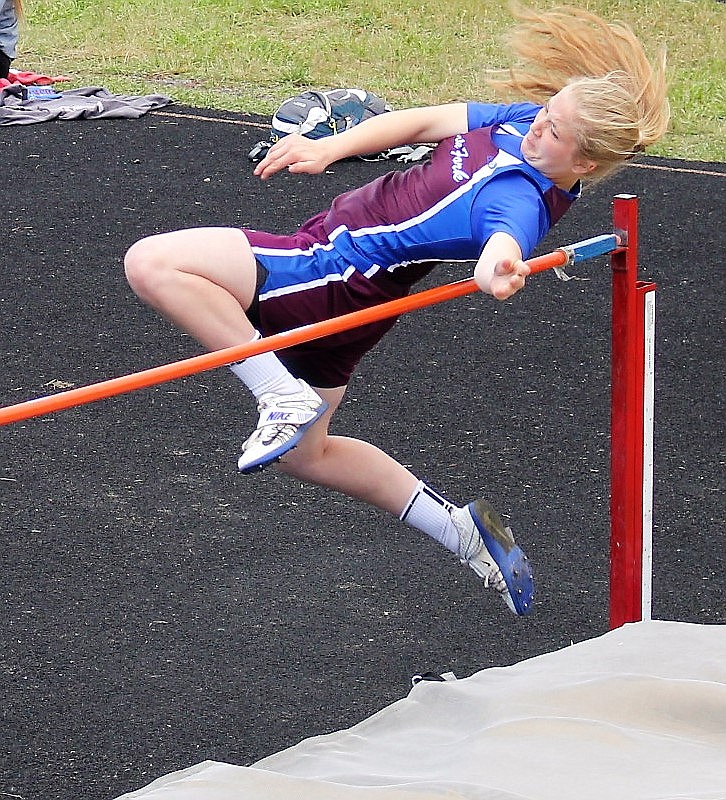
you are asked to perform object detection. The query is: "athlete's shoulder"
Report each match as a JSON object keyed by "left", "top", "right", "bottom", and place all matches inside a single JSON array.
[
  {"left": 466, "top": 101, "right": 541, "bottom": 131},
  {"left": 470, "top": 171, "right": 550, "bottom": 258}
]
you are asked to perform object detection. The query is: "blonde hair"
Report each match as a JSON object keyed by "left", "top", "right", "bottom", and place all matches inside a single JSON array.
[
  {"left": 14, "top": 0, "right": 23, "bottom": 17},
  {"left": 489, "top": 5, "right": 670, "bottom": 182}
]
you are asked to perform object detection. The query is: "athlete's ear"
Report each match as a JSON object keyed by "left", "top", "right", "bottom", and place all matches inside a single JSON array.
[{"left": 572, "top": 158, "right": 598, "bottom": 176}]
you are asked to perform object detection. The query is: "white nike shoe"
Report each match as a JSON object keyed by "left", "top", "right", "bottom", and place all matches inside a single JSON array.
[{"left": 237, "top": 381, "right": 328, "bottom": 474}]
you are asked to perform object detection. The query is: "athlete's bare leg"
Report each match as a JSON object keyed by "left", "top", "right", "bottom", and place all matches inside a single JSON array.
[
  {"left": 275, "top": 385, "right": 420, "bottom": 515},
  {"left": 124, "top": 227, "right": 259, "bottom": 350}
]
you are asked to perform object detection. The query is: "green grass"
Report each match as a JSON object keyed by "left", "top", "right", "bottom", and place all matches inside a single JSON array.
[{"left": 18, "top": 0, "right": 726, "bottom": 161}]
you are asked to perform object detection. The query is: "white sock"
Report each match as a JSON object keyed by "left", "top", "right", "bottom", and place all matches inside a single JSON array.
[
  {"left": 229, "top": 331, "right": 302, "bottom": 399},
  {"left": 399, "top": 480, "right": 460, "bottom": 554}
]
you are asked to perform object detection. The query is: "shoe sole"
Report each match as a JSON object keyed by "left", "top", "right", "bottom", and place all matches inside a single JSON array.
[
  {"left": 238, "top": 399, "right": 329, "bottom": 474},
  {"left": 468, "top": 499, "right": 535, "bottom": 616}
]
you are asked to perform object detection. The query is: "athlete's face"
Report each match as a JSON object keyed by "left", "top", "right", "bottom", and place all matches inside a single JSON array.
[{"left": 521, "top": 87, "right": 596, "bottom": 187}]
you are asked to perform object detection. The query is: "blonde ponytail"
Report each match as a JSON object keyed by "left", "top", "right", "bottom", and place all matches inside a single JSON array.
[{"left": 489, "top": 5, "right": 670, "bottom": 181}]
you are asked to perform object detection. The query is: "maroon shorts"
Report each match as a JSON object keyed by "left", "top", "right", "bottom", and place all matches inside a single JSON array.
[{"left": 243, "top": 214, "right": 435, "bottom": 388}]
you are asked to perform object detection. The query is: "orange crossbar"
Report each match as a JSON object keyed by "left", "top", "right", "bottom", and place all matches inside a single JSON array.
[{"left": 0, "top": 249, "right": 568, "bottom": 427}]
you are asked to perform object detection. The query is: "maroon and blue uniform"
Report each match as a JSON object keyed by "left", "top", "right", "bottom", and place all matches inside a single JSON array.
[{"left": 244, "top": 102, "right": 580, "bottom": 388}]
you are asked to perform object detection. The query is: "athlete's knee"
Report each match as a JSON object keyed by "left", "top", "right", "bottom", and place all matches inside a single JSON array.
[
  {"left": 275, "top": 437, "right": 330, "bottom": 482},
  {"left": 274, "top": 390, "right": 343, "bottom": 481},
  {"left": 124, "top": 235, "right": 177, "bottom": 301},
  {"left": 274, "top": 450, "right": 317, "bottom": 482}
]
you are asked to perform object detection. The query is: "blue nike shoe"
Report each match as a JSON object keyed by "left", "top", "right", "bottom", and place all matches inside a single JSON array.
[{"left": 451, "top": 498, "right": 534, "bottom": 615}]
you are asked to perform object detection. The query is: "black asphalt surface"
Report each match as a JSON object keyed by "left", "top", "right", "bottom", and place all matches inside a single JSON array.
[{"left": 1, "top": 106, "right": 724, "bottom": 800}]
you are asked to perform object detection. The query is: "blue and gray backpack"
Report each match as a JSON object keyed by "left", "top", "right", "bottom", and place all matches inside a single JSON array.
[
  {"left": 248, "top": 88, "right": 431, "bottom": 163},
  {"left": 271, "top": 88, "right": 391, "bottom": 140}
]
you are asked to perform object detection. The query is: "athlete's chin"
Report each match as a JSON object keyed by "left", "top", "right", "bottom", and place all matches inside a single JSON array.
[
  {"left": 521, "top": 150, "right": 538, "bottom": 169},
  {"left": 521, "top": 138, "right": 536, "bottom": 164}
]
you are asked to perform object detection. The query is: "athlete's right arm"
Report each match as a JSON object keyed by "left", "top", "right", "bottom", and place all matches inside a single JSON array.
[
  {"left": 254, "top": 103, "right": 469, "bottom": 180},
  {"left": 474, "top": 232, "right": 530, "bottom": 300}
]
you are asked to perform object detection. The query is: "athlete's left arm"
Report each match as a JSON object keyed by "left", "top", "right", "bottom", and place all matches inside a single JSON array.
[
  {"left": 474, "top": 232, "right": 530, "bottom": 301},
  {"left": 254, "top": 104, "right": 468, "bottom": 180}
]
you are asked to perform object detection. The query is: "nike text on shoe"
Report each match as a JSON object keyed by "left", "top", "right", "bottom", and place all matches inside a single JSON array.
[
  {"left": 237, "top": 381, "right": 328, "bottom": 474},
  {"left": 451, "top": 499, "right": 534, "bottom": 615}
]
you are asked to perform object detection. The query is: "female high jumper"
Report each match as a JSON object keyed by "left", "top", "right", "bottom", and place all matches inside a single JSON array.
[{"left": 125, "top": 6, "right": 669, "bottom": 617}]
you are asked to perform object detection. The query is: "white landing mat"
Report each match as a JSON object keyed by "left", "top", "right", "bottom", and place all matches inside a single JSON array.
[{"left": 117, "top": 620, "right": 726, "bottom": 800}]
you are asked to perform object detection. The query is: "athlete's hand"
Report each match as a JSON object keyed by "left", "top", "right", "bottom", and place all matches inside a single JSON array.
[
  {"left": 489, "top": 258, "right": 531, "bottom": 300},
  {"left": 254, "top": 134, "right": 333, "bottom": 180}
]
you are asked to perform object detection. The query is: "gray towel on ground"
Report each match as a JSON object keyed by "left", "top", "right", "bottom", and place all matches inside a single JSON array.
[{"left": 0, "top": 85, "right": 171, "bottom": 124}]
